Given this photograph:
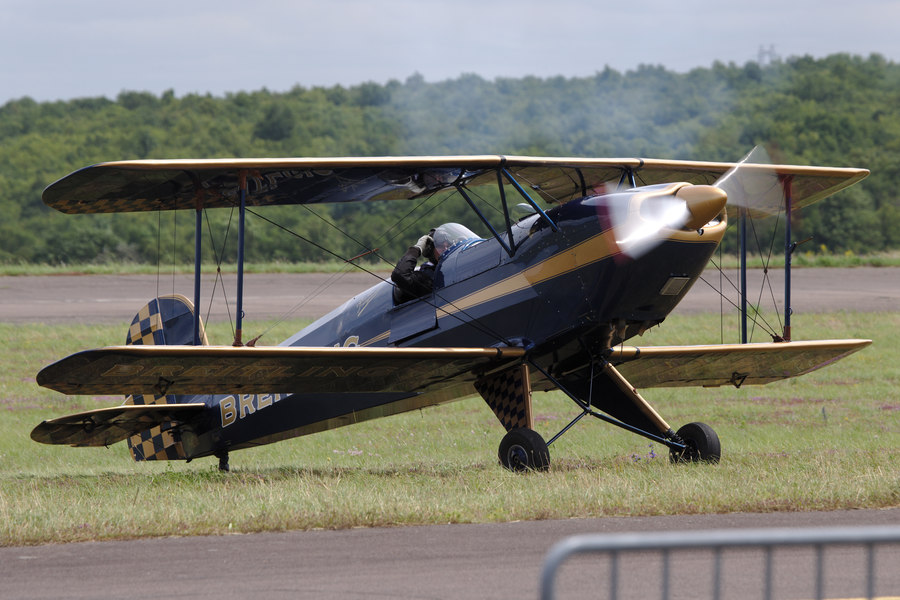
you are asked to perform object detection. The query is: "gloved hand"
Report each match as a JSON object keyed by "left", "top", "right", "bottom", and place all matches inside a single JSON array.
[{"left": 414, "top": 234, "right": 434, "bottom": 258}]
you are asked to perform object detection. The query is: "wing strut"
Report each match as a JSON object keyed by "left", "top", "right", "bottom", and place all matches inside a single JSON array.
[
  {"left": 618, "top": 167, "right": 637, "bottom": 188},
  {"left": 234, "top": 171, "right": 248, "bottom": 346},
  {"left": 500, "top": 168, "right": 558, "bottom": 233},
  {"left": 783, "top": 176, "right": 794, "bottom": 341},
  {"left": 186, "top": 170, "right": 248, "bottom": 347},
  {"left": 456, "top": 183, "right": 513, "bottom": 256},
  {"left": 739, "top": 206, "right": 748, "bottom": 343},
  {"left": 456, "top": 168, "right": 558, "bottom": 258},
  {"left": 737, "top": 174, "right": 795, "bottom": 344},
  {"left": 193, "top": 192, "right": 203, "bottom": 346},
  {"left": 189, "top": 171, "right": 248, "bottom": 347},
  {"left": 527, "top": 359, "right": 686, "bottom": 452}
]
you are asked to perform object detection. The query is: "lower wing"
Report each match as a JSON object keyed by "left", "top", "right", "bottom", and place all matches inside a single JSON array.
[
  {"left": 34, "top": 345, "right": 525, "bottom": 448},
  {"left": 36, "top": 345, "right": 526, "bottom": 396},
  {"left": 610, "top": 339, "right": 871, "bottom": 388}
]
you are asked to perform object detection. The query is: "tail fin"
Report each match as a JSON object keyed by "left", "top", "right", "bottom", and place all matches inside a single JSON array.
[
  {"left": 126, "top": 294, "right": 208, "bottom": 346},
  {"left": 124, "top": 295, "right": 207, "bottom": 462}
]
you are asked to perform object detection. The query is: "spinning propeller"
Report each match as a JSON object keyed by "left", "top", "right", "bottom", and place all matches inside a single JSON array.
[
  {"left": 612, "top": 146, "right": 779, "bottom": 258},
  {"left": 714, "top": 146, "right": 783, "bottom": 218}
]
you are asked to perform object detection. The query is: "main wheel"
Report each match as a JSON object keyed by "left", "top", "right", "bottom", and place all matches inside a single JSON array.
[
  {"left": 670, "top": 422, "right": 721, "bottom": 464},
  {"left": 498, "top": 428, "right": 550, "bottom": 472}
]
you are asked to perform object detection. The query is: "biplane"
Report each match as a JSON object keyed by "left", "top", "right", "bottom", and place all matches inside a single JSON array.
[{"left": 31, "top": 154, "right": 871, "bottom": 471}]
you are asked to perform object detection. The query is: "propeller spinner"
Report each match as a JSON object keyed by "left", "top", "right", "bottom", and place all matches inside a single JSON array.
[{"left": 612, "top": 183, "right": 727, "bottom": 258}]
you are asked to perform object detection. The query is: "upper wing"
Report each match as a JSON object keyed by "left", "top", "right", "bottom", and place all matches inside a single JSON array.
[
  {"left": 43, "top": 155, "right": 868, "bottom": 214},
  {"left": 610, "top": 339, "right": 871, "bottom": 388},
  {"left": 36, "top": 344, "right": 526, "bottom": 395}
]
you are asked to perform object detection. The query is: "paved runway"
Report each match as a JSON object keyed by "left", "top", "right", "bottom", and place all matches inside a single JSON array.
[
  {"left": 1, "top": 267, "right": 898, "bottom": 324},
  {"left": 0, "top": 509, "right": 900, "bottom": 600},
  {"left": 2, "top": 509, "right": 899, "bottom": 599}
]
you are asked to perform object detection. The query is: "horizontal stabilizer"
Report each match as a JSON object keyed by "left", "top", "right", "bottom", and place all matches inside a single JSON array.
[
  {"left": 31, "top": 403, "right": 206, "bottom": 447},
  {"left": 611, "top": 339, "right": 871, "bottom": 388},
  {"left": 36, "top": 345, "right": 525, "bottom": 396}
]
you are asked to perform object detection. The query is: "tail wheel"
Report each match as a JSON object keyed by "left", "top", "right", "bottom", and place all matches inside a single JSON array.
[
  {"left": 670, "top": 422, "right": 721, "bottom": 464},
  {"left": 499, "top": 428, "right": 550, "bottom": 472}
]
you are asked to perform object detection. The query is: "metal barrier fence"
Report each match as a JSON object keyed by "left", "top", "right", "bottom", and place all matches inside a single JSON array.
[{"left": 540, "top": 526, "right": 900, "bottom": 600}]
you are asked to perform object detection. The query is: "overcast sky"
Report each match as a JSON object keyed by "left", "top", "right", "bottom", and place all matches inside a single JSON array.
[{"left": 2, "top": 0, "right": 898, "bottom": 104}]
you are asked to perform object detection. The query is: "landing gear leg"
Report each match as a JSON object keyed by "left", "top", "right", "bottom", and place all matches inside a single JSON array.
[
  {"left": 215, "top": 450, "right": 230, "bottom": 472},
  {"left": 477, "top": 364, "right": 551, "bottom": 471},
  {"left": 529, "top": 359, "right": 723, "bottom": 465}
]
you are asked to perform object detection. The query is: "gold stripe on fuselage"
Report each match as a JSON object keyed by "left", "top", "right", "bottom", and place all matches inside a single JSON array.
[
  {"left": 435, "top": 229, "right": 620, "bottom": 320},
  {"left": 361, "top": 219, "right": 725, "bottom": 346},
  {"left": 363, "top": 330, "right": 391, "bottom": 346}
]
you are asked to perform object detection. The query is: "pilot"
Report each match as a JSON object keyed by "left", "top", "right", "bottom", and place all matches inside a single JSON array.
[
  {"left": 391, "top": 230, "right": 438, "bottom": 304},
  {"left": 391, "top": 223, "right": 475, "bottom": 303}
]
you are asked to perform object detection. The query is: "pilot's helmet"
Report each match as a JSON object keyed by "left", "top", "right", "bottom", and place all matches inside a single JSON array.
[{"left": 432, "top": 223, "right": 478, "bottom": 258}]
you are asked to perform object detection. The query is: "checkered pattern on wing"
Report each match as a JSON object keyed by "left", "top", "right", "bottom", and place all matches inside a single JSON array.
[
  {"left": 474, "top": 364, "right": 533, "bottom": 432},
  {"left": 124, "top": 394, "right": 186, "bottom": 461},
  {"left": 126, "top": 299, "right": 164, "bottom": 346},
  {"left": 52, "top": 196, "right": 195, "bottom": 214}
]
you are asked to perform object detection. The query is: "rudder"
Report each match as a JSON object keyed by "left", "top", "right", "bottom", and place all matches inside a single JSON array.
[
  {"left": 126, "top": 294, "right": 208, "bottom": 347},
  {"left": 123, "top": 295, "right": 207, "bottom": 462}
]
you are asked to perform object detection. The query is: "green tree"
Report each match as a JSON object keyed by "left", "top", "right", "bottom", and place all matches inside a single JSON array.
[{"left": 2, "top": 53, "right": 898, "bottom": 264}]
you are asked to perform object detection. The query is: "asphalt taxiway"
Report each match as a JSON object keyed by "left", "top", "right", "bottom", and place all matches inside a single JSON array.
[
  {"left": 2, "top": 509, "right": 898, "bottom": 599},
  {"left": 2, "top": 267, "right": 898, "bottom": 324}
]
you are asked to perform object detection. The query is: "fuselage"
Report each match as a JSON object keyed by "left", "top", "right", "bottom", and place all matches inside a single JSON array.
[
  {"left": 182, "top": 183, "right": 727, "bottom": 457},
  {"left": 287, "top": 183, "right": 726, "bottom": 357}
]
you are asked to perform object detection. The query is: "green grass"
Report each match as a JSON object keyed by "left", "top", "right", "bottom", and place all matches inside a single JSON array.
[
  {"left": 1, "top": 313, "right": 898, "bottom": 546},
  {"left": 715, "top": 249, "right": 900, "bottom": 269}
]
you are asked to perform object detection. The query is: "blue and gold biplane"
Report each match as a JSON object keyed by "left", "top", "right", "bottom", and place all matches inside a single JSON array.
[{"left": 32, "top": 155, "right": 871, "bottom": 471}]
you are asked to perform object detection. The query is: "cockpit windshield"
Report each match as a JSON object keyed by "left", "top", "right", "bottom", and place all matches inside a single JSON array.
[{"left": 433, "top": 223, "right": 479, "bottom": 257}]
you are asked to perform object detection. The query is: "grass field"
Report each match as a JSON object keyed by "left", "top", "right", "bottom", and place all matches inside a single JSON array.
[{"left": 1, "top": 312, "right": 898, "bottom": 546}]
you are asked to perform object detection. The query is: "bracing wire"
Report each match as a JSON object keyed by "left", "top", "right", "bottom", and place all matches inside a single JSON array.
[
  {"left": 203, "top": 207, "right": 235, "bottom": 338},
  {"left": 239, "top": 207, "right": 392, "bottom": 343},
  {"left": 701, "top": 255, "right": 781, "bottom": 341},
  {"left": 243, "top": 193, "right": 516, "bottom": 347},
  {"left": 299, "top": 189, "right": 450, "bottom": 269},
  {"left": 719, "top": 242, "right": 724, "bottom": 344},
  {"left": 747, "top": 210, "right": 784, "bottom": 341},
  {"left": 300, "top": 204, "right": 394, "bottom": 268}
]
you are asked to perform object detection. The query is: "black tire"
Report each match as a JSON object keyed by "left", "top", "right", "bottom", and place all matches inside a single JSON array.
[
  {"left": 498, "top": 428, "right": 550, "bottom": 472},
  {"left": 670, "top": 422, "right": 721, "bottom": 464}
]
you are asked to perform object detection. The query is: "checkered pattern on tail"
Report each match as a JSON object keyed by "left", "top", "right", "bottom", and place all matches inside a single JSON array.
[
  {"left": 122, "top": 296, "right": 196, "bottom": 462},
  {"left": 125, "top": 394, "right": 187, "bottom": 461},
  {"left": 474, "top": 364, "right": 533, "bottom": 431},
  {"left": 127, "top": 299, "right": 166, "bottom": 346}
]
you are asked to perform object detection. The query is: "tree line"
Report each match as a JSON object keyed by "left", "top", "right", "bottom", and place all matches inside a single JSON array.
[{"left": 1, "top": 53, "right": 897, "bottom": 266}]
